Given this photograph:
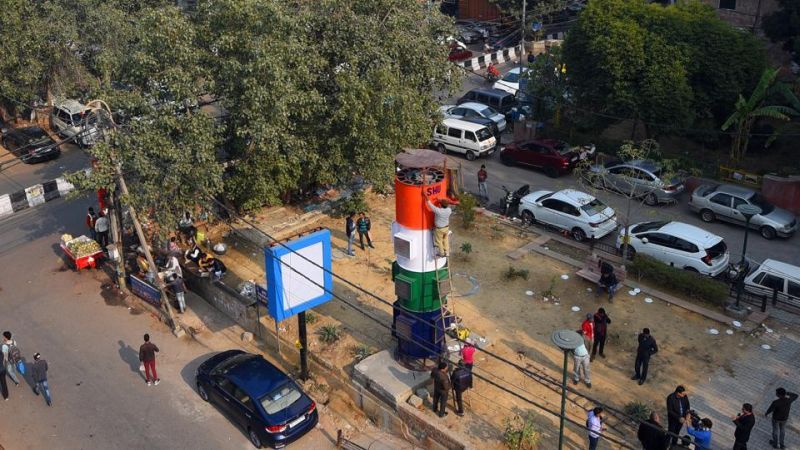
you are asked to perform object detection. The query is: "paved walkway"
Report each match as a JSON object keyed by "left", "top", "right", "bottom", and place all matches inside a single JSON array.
[{"left": 689, "top": 330, "right": 800, "bottom": 449}]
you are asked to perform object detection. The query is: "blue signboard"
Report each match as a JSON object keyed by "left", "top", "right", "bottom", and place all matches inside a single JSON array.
[
  {"left": 130, "top": 274, "right": 161, "bottom": 308},
  {"left": 532, "top": 21, "right": 543, "bottom": 32},
  {"left": 264, "top": 229, "right": 333, "bottom": 322},
  {"left": 255, "top": 283, "right": 268, "bottom": 306}
]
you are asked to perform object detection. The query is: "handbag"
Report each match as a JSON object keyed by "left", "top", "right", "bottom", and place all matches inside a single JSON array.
[
  {"left": 16, "top": 360, "right": 25, "bottom": 375},
  {"left": 139, "top": 362, "right": 145, "bottom": 372}
]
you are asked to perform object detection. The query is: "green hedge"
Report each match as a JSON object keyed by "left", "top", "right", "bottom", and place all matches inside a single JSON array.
[{"left": 628, "top": 255, "right": 729, "bottom": 306}]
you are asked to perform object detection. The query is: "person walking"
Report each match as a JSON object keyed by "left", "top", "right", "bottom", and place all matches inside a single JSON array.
[
  {"left": 766, "top": 387, "right": 798, "bottom": 449},
  {"left": 139, "top": 334, "right": 160, "bottom": 386},
  {"left": 732, "top": 403, "right": 755, "bottom": 450},
  {"left": 2, "top": 331, "right": 21, "bottom": 386},
  {"left": 581, "top": 313, "right": 594, "bottom": 355},
  {"left": 345, "top": 212, "right": 356, "bottom": 256},
  {"left": 591, "top": 308, "right": 611, "bottom": 360},
  {"left": 431, "top": 361, "right": 451, "bottom": 418},
  {"left": 477, "top": 165, "right": 488, "bottom": 201},
  {"left": 86, "top": 207, "right": 97, "bottom": 241},
  {"left": 587, "top": 407, "right": 606, "bottom": 450},
  {"left": 572, "top": 335, "right": 591, "bottom": 388},
  {"left": 0, "top": 352, "right": 8, "bottom": 401},
  {"left": 450, "top": 361, "right": 472, "bottom": 417},
  {"left": 95, "top": 212, "right": 110, "bottom": 249},
  {"left": 31, "top": 353, "right": 51, "bottom": 406},
  {"left": 168, "top": 274, "right": 187, "bottom": 313},
  {"left": 356, "top": 212, "right": 374, "bottom": 250},
  {"left": 632, "top": 328, "right": 658, "bottom": 385},
  {"left": 460, "top": 339, "right": 476, "bottom": 372},
  {"left": 424, "top": 192, "right": 452, "bottom": 257},
  {"left": 666, "top": 385, "right": 691, "bottom": 446},
  {"left": 637, "top": 411, "right": 669, "bottom": 450}
]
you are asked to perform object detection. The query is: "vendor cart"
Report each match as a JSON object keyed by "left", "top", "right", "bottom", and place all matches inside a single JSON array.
[{"left": 60, "top": 235, "right": 104, "bottom": 271}]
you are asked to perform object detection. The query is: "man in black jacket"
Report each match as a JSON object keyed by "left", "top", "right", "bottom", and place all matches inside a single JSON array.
[
  {"left": 766, "top": 387, "right": 798, "bottom": 449},
  {"left": 31, "top": 353, "right": 51, "bottom": 406},
  {"left": 450, "top": 360, "right": 472, "bottom": 417},
  {"left": 637, "top": 411, "right": 669, "bottom": 450},
  {"left": 732, "top": 403, "right": 755, "bottom": 450},
  {"left": 632, "top": 328, "right": 658, "bottom": 385},
  {"left": 345, "top": 212, "right": 356, "bottom": 256},
  {"left": 430, "top": 361, "right": 451, "bottom": 418},
  {"left": 666, "top": 385, "right": 691, "bottom": 446}
]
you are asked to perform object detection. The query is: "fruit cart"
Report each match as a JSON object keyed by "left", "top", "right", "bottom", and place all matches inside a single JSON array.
[{"left": 60, "top": 234, "right": 104, "bottom": 270}]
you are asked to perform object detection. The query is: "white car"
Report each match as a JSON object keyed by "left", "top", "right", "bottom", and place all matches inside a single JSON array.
[
  {"left": 493, "top": 67, "right": 528, "bottom": 94},
  {"left": 616, "top": 221, "right": 730, "bottom": 276},
  {"left": 50, "top": 99, "right": 100, "bottom": 147},
  {"left": 519, "top": 189, "right": 618, "bottom": 241},
  {"left": 440, "top": 102, "right": 507, "bottom": 132}
]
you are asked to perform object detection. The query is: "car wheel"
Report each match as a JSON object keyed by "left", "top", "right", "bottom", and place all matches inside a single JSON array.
[
  {"left": 684, "top": 266, "right": 699, "bottom": 273},
  {"left": 700, "top": 209, "right": 715, "bottom": 223},
  {"left": 466, "top": 150, "right": 476, "bottom": 161},
  {"left": 197, "top": 382, "right": 209, "bottom": 402},
  {"left": 761, "top": 226, "right": 777, "bottom": 240},
  {"left": 521, "top": 210, "right": 535, "bottom": 226},
  {"left": 437, "top": 144, "right": 447, "bottom": 154},
  {"left": 644, "top": 193, "right": 658, "bottom": 206},
  {"left": 248, "top": 428, "right": 262, "bottom": 449},
  {"left": 545, "top": 167, "right": 559, "bottom": 178},
  {"left": 571, "top": 228, "right": 587, "bottom": 242}
]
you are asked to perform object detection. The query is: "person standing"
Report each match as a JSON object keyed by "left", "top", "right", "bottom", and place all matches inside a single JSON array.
[
  {"left": 666, "top": 385, "right": 691, "bottom": 446},
  {"left": 450, "top": 361, "right": 472, "bottom": 417},
  {"left": 31, "top": 353, "right": 51, "bottom": 406},
  {"left": 345, "top": 212, "right": 356, "bottom": 256},
  {"left": 0, "top": 352, "right": 8, "bottom": 401},
  {"left": 139, "top": 334, "right": 160, "bottom": 386},
  {"left": 591, "top": 308, "right": 611, "bottom": 360},
  {"left": 766, "top": 387, "right": 798, "bottom": 449},
  {"left": 733, "top": 403, "right": 755, "bottom": 450},
  {"left": 424, "top": 193, "right": 452, "bottom": 257},
  {"left": 95, "top": 212, "right": 110, "bottom": 249},
  {"left": 587, "top": 407, "right": 605, "bottom": 450},
  {"left": 632, "top": 328, "right": 658, "bottom": 385},
  {"left": 685, "top": 414, "right": 712, "bottom": 450},
  {"left": 460, "top": 340, "right": 476, "bottom": 372},
  {"left": 86, "top": 207, "right": 97, "bottom": 241},
  {"left": 637, "top": 411, "right": 669, "bottom": 450},
  {"left": 431, "top": 361, "right": 451, "bottom": 418},
  {"left": 2, "top": 331, "right": 21, "bottom": 386},
  {"left": 572, "top": 336, "right": 591, "bottom": 388},
  {"left": 168, "top": 274, "right": 187, "bottom": 314},
  {"left": 581, "top": 313, "right": 594, "bottom": 355},
  {"left": 356, "top": 212, "right": 374, "bottom": 250},
  {"left": 477, "top": 165, "right": 488, "bottom": 201}
]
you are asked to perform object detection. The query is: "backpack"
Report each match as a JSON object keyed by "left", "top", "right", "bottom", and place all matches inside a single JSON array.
[
  {"left": 451, "top": 368, "right": 472, "bottom": 392},
  {"left": 7, "top": 342, "right": 21, "bottom": 364}
]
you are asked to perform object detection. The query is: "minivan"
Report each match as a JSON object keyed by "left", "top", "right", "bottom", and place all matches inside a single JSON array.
[
  {"left": 743, "top": 259, "right": 800, "bottom": 302},
  {"left": 432, "top": 118, "right": 497, "bottom": 161},
  {"left": 457, "top": 88, "right": 518, "bottom": 116},
  {"left": 50, "top": 99, "right": 99, "bottom": 147}
]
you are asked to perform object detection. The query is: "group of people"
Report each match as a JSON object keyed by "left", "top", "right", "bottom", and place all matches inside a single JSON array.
[
  {"left": 86, "top": 206, "right": 110, "bottom": 250},
  {"left": 344, "top": 212, "right": 375, "bottom": 257},
  {"left": 430, "top": 360, "right": 473, "bottom": 418},
  {"left": 571, "top": 308, "right": 613, "bottom": 388},
  {"left": 0, "top": 331, "right": 51, "bottom": 407}
]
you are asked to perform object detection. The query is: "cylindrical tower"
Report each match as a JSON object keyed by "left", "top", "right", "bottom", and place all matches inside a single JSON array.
[{"left": 391, "top": 150, "right": 453, "bottom": 364}]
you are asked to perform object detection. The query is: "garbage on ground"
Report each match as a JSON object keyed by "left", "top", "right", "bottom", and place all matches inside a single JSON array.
[{"left": 238, "top": 280, "right": 256, "bottom": 298}]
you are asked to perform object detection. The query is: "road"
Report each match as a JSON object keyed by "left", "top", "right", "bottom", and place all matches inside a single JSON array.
[
  {"left": 0, "top": 141, "right": 90, "bottom": 193},
  {"left": 443, "top": 61, "right": 800, "bottom": 267}
]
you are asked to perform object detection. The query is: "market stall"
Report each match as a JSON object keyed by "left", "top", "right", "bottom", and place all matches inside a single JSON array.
[{"left": 60, "top": 234, "right": 104, "bottom": 270}]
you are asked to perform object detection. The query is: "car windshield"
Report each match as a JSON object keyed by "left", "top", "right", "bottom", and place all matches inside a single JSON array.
[
  {"left": 475, "top": 128, "right": 492, "bottom": 141},
  {"left": 478, "top": 106, "right": 499, "bottom": 117},
  {"left": 748, "top": 192, "right": 775, "bottom": 215},
  {"left": 553, "top": 141, "right": 572, "bottom": 155},
  {"left": 502, "top": 71, "right": 521, "bottom": 83},
  {"left": 260, "top": 382, "right": 302, "bottom": 415},
  {"left": 24, "top": 130, "right": 51, "bottom": 145},
  {"left": 631, "top": 221, "right": 667, "bottom": 234},
  {"left": 581, "top": 198, "right": 607, "bottom": 216},
  {"left": 211, "top": 354, "right": 254, "bottom": 375}
]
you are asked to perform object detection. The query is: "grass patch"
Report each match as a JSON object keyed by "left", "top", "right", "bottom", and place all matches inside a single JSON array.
[
  {"left": 503, "top": 413, "right": 541, "bottom": 450},
  {"left": 316, "top": 324, "right": 341, "bottom": 345},
  {"left": 504, "top": 267, "right": 530, "bottom": 281}
]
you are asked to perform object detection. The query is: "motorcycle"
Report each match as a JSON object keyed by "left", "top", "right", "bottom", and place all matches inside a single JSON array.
[{"left": 501, "top": 184, "right": 530, "bottom": 218}]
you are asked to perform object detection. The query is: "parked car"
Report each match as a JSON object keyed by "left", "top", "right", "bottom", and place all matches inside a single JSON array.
[
  {"left": 518, "top": 189, "right": 618, "bottom": 241},
  {"left": 440, "top": 103, "right": 507, "bottom": 132},
  {"left": 431, "top": 118, "right": 497, "bottom": 161},
  {"left": 460, "top": 116, "right": 500, "bottom": 138},
  {"left": 586, "top": 159, "right": 685, "bottom": 205},
  {"left": 689, "top": 183, "right": 798, "bottom": 239},
  {"left": 493, "top": 67, "right": 529, "bottom": 94},
  {"left": 457, "top": 26, "right": 483, "bottom": 44},
  {"left": 743, "top": 259, "right": 800, "bottom": 303},
  {"left": 50, "top": 99, "right": 99, "bottom": 147},
  {"left": 1, "top": 126, "right": 61, "bottom": 164},
  {"left": 499, "top": 139, "right": 581, "bottom": 178},
  {"left": 616, "top": 221, "right": 730, "bottom": 276},
  {"left": 457, "top": 88, "right": 517, "bottom": 117},
  {"left": 447, "top": 42, "right": 473, "bottom": 62},
  {"left": 195, "top": 350, "right": 318, "bottom": 449}
]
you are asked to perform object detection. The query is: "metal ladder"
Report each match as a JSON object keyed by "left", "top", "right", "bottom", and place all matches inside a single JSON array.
[{"left": 433, "top": 244, "right": 458, "bottom": 355}]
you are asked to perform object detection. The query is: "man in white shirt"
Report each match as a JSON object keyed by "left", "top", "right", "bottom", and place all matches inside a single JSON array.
[
  {"left": 572, "top": 334, "right": 591, "bottom": 388},
  {"left": 94, "top": 213, "right": 110, "bottom": 249}
]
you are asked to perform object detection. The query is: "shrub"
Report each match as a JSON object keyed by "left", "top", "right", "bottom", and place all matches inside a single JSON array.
[
  {"left": 456, "top": 192, "right": 478, "bottom": 229},
  {"left": 504, "top": 267, "right": 530, "bottom": 281},
  {"left": 624, "top": 401, "right": 652, "bottom": 423},
  {"left": 503, "top": 414, "right": 541, "bottom": 450},
  {"left": 460, "top": 242, "right": 473, "bottom": 256},
  {"left": 349, "top": 343, "right": 372, "bottom": 361},
  {"left": 305, "top": 311, "right": 319, "bottom": 324},
  {"left": 628, "top": 255, "right": 728, "bottom": 305},
  {"left": 334, "top": 190, "right": 369, "bottom": 218},
  {"left": 316, "top": 324, "right": 341, "bottom": 345},
  {"left": 542, "top": 276, "right": 557, "bottom": 298}
]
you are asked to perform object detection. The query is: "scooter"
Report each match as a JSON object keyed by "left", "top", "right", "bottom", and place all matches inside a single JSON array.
[{"left": 501, "top": 184, "right": 530, "bottom": 218}]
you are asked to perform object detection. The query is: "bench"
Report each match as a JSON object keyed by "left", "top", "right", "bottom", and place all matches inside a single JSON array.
[{"left": 575, "top": 254, "right": 627, "bottom": 285}]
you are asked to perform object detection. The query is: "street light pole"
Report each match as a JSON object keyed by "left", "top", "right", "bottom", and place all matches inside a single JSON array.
[
  {"left": 520, "top": 0, "right": 527, "bottom": 72},
  {"left": 734, "top": 204, "right": 761, "bottom": 310},
  {"left": 551, "top": 329, "right": 582, "bottom": 450}
]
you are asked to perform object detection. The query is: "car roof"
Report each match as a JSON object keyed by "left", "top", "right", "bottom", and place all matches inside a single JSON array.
[
  {"left": 715, "top": 184, "right": 755, "bottom": 198},
  {"left": 657, "top": 221, "right": 722, "bottom": 246},
  {"left": 54, "top": 99, "right": 88, "bottom": 114},
  {"left": 506, "top": 67, "right": 529, "bottom": 75},
  {"left": 442, "top": 118, "right": 490, "bottom": 131},
  {"left": 627, "top": 159, "right": 661, "bottom": 172},
  {"left": 760, "top": 259, "right": 800, "bottom": 278},
  {"left": 465, "top": 88, "right": 514, "bottom": 98},
  {"left": 553, "top": 189, "right": 596, "bottom": 206},
  {"left": 6, "top": 126, "right": 49, "bottom": 139},
  {"left": 226, "top": 355, "right": 289, "bottom": 399},
  {"left": 460, "top": 102, "right": 493, "bottom": 111}
]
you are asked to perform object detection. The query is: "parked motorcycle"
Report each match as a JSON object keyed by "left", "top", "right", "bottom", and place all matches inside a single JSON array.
[{"left": 501, "top": 184, "right": 530, "bottom": 218}]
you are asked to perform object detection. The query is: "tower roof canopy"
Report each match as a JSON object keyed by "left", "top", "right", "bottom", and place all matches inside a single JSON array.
[{"left": 396, "top": 149, "right": 450, "bottom": 169}]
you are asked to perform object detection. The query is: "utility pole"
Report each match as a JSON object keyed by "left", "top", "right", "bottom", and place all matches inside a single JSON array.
[{"left": 520, "top": 0, "right": 527, "bottom": 72}]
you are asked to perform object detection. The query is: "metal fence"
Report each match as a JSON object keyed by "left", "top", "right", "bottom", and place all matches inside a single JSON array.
[{"left": 727, "top": 284, "right": 800, "bottom": 314}]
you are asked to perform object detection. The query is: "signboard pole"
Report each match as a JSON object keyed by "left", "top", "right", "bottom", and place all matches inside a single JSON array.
[
  {"left": 298, "top": 311, "right": 309, "bottom": 380},
  {"left": 275, "top": 322, "right": 282, "bottom": 361}
]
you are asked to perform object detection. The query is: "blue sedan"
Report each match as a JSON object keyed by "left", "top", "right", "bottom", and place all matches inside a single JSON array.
[{"left": 195, "top": 350, "right": 318, "bottom": 448}]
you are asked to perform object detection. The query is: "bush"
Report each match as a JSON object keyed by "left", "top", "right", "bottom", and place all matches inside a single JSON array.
[
  {"left": 334, "top": 190, "right": 369, "bottom": 218},
  {"left": 504, "top": 267, "right": 530, "bottom": 281},
  {"left": 503, "top": 414, "right": 541, "bottom": 450},
  {"left": 460, "top": 242, "right": 473, "bottom": 256},
  {"left": 305, "top": 311, "right": 319, "bottom": 324},
  {"left": 624, "top": 401, "right": 652, "bottom": 423},
  {"left": 456, "top": 192, "right": 478, "bottom": 229},
  {"left": 628, "top": 255, "right": 728, "bottom": 305},
  {"left": 316, "top": 324, "right": 341, "bottom": 345},
  {"left": 349, "top": 343, "right": 372, "bottom": 361}
]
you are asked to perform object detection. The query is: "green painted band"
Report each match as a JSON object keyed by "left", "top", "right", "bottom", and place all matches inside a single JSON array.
[{"left": 391, "top": 262, "right": 450, "bottom": 312}]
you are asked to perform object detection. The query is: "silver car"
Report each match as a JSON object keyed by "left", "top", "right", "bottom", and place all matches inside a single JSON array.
[
  {"left": 689, "top": 183, "right": 798, "bottom": 239},
  {"left": 440, "top": 103, "right": 507, "bottom": 132},
  {"left": 587, "top": 159, "right": 685, "bottom": 205}
]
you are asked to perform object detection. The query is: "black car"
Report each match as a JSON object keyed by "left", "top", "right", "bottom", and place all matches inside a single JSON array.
[
  {"left": 2, "top": 126, "right": 61, "bottom": 164},
  {"left": 196, "top": 350, "right": 318, "bottom": 449},
  {"left": 457, "top": 88, "right": 518, "bottom": 117}
]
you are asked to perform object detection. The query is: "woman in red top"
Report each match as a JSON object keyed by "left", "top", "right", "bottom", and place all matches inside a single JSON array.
[
  {"left": 581, "top": 314, "right": 594, "bottom": 355},
  {"left": 460, "top": 340, "right": 476, "bottom": 371}
]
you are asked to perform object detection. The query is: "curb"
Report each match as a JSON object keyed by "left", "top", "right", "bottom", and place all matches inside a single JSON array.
[{"left": 0, "top": 177, "right": 75, "bottom": 219}]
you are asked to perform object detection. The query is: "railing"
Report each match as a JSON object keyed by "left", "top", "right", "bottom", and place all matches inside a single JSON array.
[
  {"left": 336, "top": 430, "right": 368, "bottom": 450},
  {"left": 727, "top": 283, "right": 800, "bottom": 314}
]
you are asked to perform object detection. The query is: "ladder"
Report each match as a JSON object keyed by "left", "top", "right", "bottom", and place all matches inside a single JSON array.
[{"left": 433, "top": 241, "right": 459, "bottom": 355}]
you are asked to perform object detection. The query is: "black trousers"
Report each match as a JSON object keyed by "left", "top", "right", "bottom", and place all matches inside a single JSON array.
[
  {"left": 634, "top": 354, "right": 650, "bottom": 381},
  {"left": 733, "top": 441, "right": 748, "bottom": 450},
  {"left": 591, "top": 334, "right": 606, "bottom": 356},
  {"left": 433, "top": 388, "right": 448, "bottom": 416},
  {"left": 667, "top": 419, "right": 682, "bottom": 445},
  {"left": 0, "top": 371, "right": 7, "bottom": 399},
  {"left": 358, "top": 232, "right": 372, "bottom": 248},
  {"left": 454, "top": 389, "right": 464, "bottom": 413},
  {"left": 97, "top": 230, "right": 109, "bottom": 248}
]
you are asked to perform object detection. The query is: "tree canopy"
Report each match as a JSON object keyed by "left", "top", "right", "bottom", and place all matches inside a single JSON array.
[{"left": 763, "top": 0, "right": 800, "bottom": 62}]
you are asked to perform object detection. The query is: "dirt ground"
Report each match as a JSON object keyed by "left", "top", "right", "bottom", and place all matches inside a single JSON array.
[{"left": 205, "top": 191, "right": 757, "bottom": 449}]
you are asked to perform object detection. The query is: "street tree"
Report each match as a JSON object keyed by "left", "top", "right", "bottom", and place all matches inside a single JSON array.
[
  {"left": 524, "top": 45, "right": 569, "bottom": 124},
  {"left": 763, "top": 0, "right": 800, "bottom": 63}
]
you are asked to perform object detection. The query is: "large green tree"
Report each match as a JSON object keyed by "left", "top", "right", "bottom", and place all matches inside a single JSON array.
[{"left": 762, "top": 0, "right": 800, "bottom": 62}]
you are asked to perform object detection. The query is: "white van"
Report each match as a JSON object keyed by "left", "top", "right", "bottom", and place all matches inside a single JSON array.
[
  {"left": 51, "top": 99, "right": 99, "bottom": 147},
  {"left": 743, "top": 259, "right": 800, "bottom": 301},
  {"left": 432, "top": 118, "right": 497, "bottom": 161}
]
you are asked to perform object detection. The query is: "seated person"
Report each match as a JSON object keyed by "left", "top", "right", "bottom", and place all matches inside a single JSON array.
[
  {"left": 199, "top": 253, "right": 227, "bottom": 281},
  {"left": 167, "top": 236, "right": 180, "bottom": 254},
  {"left": 596, "top": 260, "right": 619, "bottom": 300},
  {"left": 185, "top": 241, "right": 202, "bottom": 264},
  {"left": 160, "top": 254, "right": 182, "bottom": 280}
]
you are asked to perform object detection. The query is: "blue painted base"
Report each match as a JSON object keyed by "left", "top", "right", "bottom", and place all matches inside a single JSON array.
[{"left": 392, "top": 302, "right": 452, "bottom": 360}]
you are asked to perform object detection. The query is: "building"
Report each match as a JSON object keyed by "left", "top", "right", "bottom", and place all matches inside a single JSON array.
[{"left": 700, "top": 0, "right": 779, "bottom": 29}]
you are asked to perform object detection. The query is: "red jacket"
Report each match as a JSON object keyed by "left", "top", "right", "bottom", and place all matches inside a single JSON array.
[
  {"left": 86, "top": 212, "right": 96, "bottom": 229},
  {"left": 581, "top": 319, "right": 594, "bottom": 341}
]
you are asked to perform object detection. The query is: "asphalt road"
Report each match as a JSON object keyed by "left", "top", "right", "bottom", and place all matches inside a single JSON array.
[
  {"left": 443, "top": 62, "right": 800, "bottom": 267},
  {"left": 0, "top": 141, "right": 90, "bottom": 194}
]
